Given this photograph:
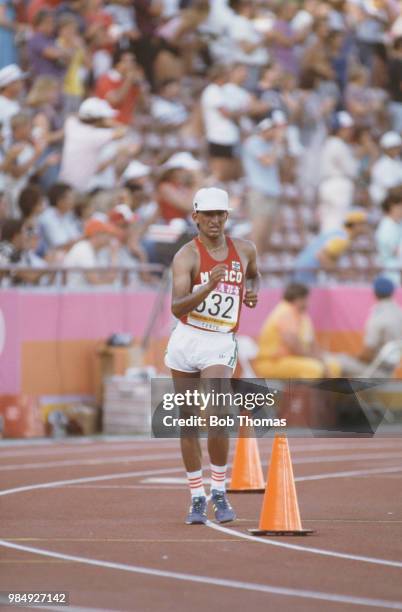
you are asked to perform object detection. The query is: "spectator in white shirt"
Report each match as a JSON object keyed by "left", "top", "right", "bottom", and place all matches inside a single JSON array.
[
  {"left": 63, "top": 218, "right": 121, "bottom": 289},
  {"left": 59, "top": 97, "right": 127, "bottom": 192},
  {"left": 201, "top": 64, "right": 244, "bottom": 181},
  {"left": 318, "top": 111, "right": 359, "bottom": 233},
  {"left": 39, "top": 182, "right": 80, "bottom": 253},
  {"left": 201, "top": 63, "right": 265, "bottom": 181},
  {"left": 370, "top": 131, "right": 402, "bottom": 206},
  {"left": 120, "top": 159, "right": 157, "bottom": 222},
  {"left": 375, "top": 187, "right": 402, "bottom": 285},
  {"left": 151, "top": 79, "right": 189, "bottom": 127},
  {"left": 4, "top": 112, "right": 45, "bottom": 216},
  {"left": 0, "top": 64, "right": 27, "bottom": 148},
  {"left": 228, "top": 0, "right": 270, "bottom": 91},
  {"left": 242, "top": 116, "right": 283, "bottom": 256}
]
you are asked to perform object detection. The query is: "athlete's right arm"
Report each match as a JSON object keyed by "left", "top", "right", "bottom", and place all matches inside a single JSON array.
[{"left": 171, "top": 246, "right": 228, "bottom": 319}]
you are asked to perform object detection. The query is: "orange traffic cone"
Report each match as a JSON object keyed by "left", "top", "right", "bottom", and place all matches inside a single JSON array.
[
  {"left": 227, "top": 423, "right": 265, "bottom": 493},
  {"left": 249, "top": 435, "right": 314, "bottom": 535}
]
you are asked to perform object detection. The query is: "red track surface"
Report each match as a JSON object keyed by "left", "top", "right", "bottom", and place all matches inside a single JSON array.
[{"left": 1, "top": 437, "right": 402, "bottom": 612}]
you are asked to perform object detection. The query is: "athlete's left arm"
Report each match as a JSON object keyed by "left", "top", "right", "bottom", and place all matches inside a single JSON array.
[{"left": 240, "top": 240, "right": 260, "bottom": 309}]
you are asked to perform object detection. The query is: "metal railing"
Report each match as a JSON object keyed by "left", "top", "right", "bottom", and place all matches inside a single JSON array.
[
  {"left": 0, "top": 265, "right": 399, "bottom": 288},
  {"left": 0, "top": 263, "right": 167, "bottom": 287}
]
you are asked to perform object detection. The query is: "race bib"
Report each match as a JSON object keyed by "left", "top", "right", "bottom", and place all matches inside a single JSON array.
[{"left": 187, "top": 282, "right": 241, "bottom": 333}]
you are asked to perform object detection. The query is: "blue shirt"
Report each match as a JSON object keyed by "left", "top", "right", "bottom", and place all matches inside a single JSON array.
[
  {"left": 242, "top": 134, "right": 281, "bottom": 197},
  {"left": 293, "top": 229, "right": 348, "bottom": 285}
]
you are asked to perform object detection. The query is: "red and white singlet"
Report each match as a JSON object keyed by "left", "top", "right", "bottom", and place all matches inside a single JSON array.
[{"left": 181, "top": 236, "right": 244, "bottom": 333}]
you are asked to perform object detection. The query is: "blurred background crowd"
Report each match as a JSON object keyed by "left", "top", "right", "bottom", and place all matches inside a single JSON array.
[{"left": 1, "top": 0, "right": 402, "bottom": 288}]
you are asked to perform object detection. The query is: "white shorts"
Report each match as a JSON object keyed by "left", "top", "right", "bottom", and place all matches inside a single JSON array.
[{"left": 165, "top": 321, "right": 238, "bottom": 373}]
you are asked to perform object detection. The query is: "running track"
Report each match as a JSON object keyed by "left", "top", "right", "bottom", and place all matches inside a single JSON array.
[{"left": 1, "top": 436, "right": 402, "bottom": 611}]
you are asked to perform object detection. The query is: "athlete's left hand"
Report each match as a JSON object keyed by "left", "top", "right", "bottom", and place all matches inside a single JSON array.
[{"left": 243, "top": 290, "right": 258, "bottom": 308}]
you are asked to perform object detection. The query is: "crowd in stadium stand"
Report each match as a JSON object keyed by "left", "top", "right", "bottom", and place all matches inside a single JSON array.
[{"left": 1, "top": 0, "right": 402, "bottom": 287}]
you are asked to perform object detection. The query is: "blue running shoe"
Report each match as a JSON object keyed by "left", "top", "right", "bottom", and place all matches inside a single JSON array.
[
  {"left": 211, "top": 490, "right": 236, "bottom": 523},
  {"left": 185, "top": 496, "right": 208, "bottom": 525}
]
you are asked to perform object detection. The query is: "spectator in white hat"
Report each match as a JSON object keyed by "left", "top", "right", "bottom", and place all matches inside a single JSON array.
[
  {"left": 0, "top": 64, "right": 28, "bottom": 147},
  {"left": 118, "top": 161, "right": 159, "bottom": 262},
  {"left": 156, "top": 152, "right": 203, "bottom": 223},
  {"left": 59, "top": 97, "right": 127, "bottom": 192},
  {"left": 121, "top": 160, "right": 150, "bottom": 185},
  {"left": 120, "top": 160, "right": 157, "bottom": 220},
  {"left": 317, "top": 111, "right": 359, "bottom": 233},
  {"left": 370, "top": 131, "right": 402, "bottom": 206},
  {"left": 242, "top": 117, "right": 282, "bottom": 255},
  {"left": 162, "top": 151, "right": 203, "bottom": 173}
]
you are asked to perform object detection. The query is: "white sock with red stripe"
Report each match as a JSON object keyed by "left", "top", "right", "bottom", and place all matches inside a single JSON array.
[
  {"left": 210, "top": 463, "right": 227, "bottom": 492},
  {"left": 186, "top": 470, "right": 206, "bottom": 498}
]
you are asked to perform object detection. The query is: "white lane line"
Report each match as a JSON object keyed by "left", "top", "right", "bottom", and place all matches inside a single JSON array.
[
  {"left": 292, "top": 452, "right": 402, "bottom": 464},
  {"left": 143, "top": 464, "right": 402, "bottom": 486},
  {"left": 0, "top": 453, "right": 181, "bottom": 472},
  {"left": 0, "top": 599, "right": 112, "bottom": 612},
  {"left": 2, "top": 450, "right": 401, "bottom": 473},
  {"left": 0, "top": 540, "right": 401, "bottom": 610},
  {"left": 0, "top": 466, "right": 185, "bottom": 498},
  {"left": 296, "top": 465, "right": 402, "bottom": 482},
  {"left": 203, "top": 465, "right": 402, "bottom": 569},
  {"left": 0, "top": 442, "right": 178, "bottom": 460},
  {"left": 1, "top": 439, "right": 400, "bottom": 460},
  {"left": 2, "top": 464, "right": 402, "bottom": 571},
  {"left": 206, "top": 522, "right": 402, "bottom": 570}
]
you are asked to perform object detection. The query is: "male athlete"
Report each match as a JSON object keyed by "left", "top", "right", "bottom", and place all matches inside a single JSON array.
[{"left": 165, "top": 187, "right": 260, "bottom": 524}]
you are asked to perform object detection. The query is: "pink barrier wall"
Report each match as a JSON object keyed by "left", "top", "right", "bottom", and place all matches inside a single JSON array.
[{"left": 1, "top": 286, "right": 402, "bottom": 395}]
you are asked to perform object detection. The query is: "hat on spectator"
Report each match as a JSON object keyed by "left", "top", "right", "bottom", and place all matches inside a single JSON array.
[
  {"left": 121, "top": 161, "right": 151, "bottom": 184},
  {"left": 333, "top": 111, "right": 354, "bottom": 130},
  {"left": 193, "top": 187, "right": 231, "bottom": 212},
  {"left": 163, "top": 152, "right": 202, "bottom": 171},
  {"left": 79, "top": 97, "right": 117, "bottom": 120},
  {"left": 373, "top": 276, "right": 395, "bottom": 298},
  {"left": 84, "top": 218, "right": 120, "bottom": 238},
  {"left": 272, "top": 109, "right": 288, "bottom": 126},
  {"left": 109, "top": 204, "right": 137, "bottom": 225},
  {"left": 380, "top": 131, "right": 402, "bottom": 149},
  {"left": 257, "top": 117, "right": 274, "bottom": 131},
  {"left": 343, "top": 209, "right": 367, "bottom": 225},
  {"left": 0, "top": 64, "right": 28, "bottom": 89}
]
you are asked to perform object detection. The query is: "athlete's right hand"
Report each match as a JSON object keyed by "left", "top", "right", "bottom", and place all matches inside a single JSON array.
[{"left": 208, "top": 264, "right": 228, "bottom": 289}]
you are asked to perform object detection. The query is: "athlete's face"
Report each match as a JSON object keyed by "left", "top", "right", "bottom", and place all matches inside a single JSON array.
[{"left": 193, "top": 210, "right": 228, "bottom": 239}]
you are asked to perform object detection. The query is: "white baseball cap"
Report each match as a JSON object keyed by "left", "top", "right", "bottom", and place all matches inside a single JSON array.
[
  {"left": 0, "top": 64, "right": 28, "bottom": 89},
  {"left": 121, "top": 160, "right": 151, "bottom": 183},
  {"left": 257, "top": 117, "right": 274, "bottom": 132},
  {"left": 193, "top": 187, "right": 231, "bottom": 212},
  {"left": 109, "top": 203, "right": 136, "bottom": 224},
  {"left": 380, "top": 131, "right": 402, "bottom": 149},
  {"left": 272, "top": 109, "right": 288, "bottom": 126},
  {"left": 163, "top": 151, "right": 202, "bottom": 171},
  {"left": 78, "top": 97, "right": 117, "bottom": 120},
  {"left": 335, "top": 111, "right": 354, "bottom": 129}
]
